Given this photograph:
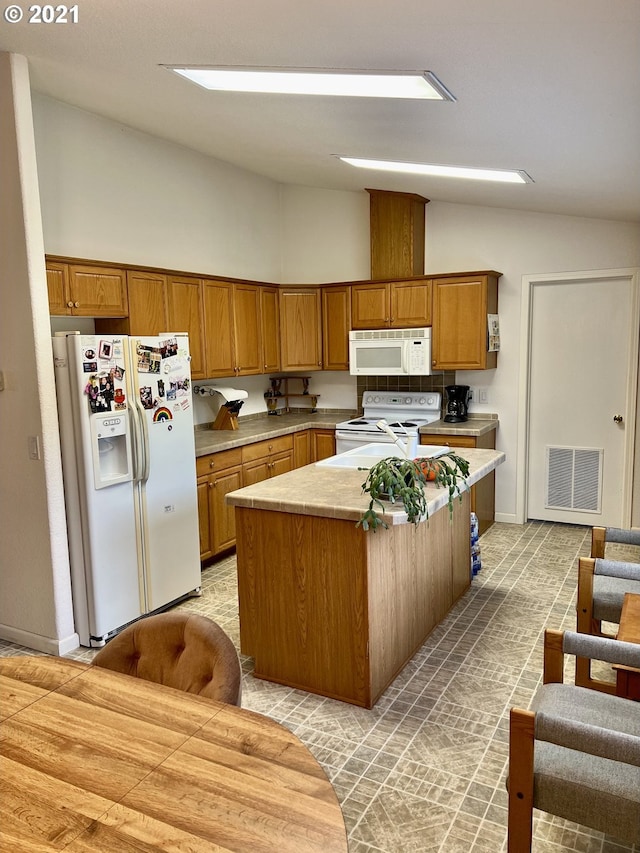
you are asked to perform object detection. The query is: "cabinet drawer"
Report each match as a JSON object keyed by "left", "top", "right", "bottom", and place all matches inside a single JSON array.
[
  {"left": 196, "top": 447, "right": 242, "bottom": 477},
  {"left": 421, "top": 434, "right": 477, "bottom": 448},
  {"left": 242, "top": 434, "right": 293, "bottom": 463}
]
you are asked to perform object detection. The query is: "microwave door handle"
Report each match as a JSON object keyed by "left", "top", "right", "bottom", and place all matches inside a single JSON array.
[{"left": 402, "top": 342, "right": 408, "bottom": 374}]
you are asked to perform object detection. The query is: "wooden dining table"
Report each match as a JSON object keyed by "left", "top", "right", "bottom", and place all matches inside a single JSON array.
[
  {"left": 615, "top": 591, "right": 640, "bottom": 700},
  {"left": 0, "top": 655, "right": 348, "bottom": 852}
]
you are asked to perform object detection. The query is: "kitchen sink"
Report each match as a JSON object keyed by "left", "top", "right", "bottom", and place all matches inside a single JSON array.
[{"left": 316, "top": 442, "right": 450, "bottom": 469}]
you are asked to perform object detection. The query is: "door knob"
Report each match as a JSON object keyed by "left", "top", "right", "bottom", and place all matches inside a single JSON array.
[{"left": 613, "top": 414, "right": 623, "bottom": 424}]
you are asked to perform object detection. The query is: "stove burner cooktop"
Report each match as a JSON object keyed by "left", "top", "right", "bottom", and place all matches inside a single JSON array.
[{"left": 388, "top": 421, "right": 418, "bottom": 428}]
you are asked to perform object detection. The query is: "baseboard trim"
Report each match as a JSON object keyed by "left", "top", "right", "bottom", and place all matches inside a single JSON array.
[
  {"left": 494, "top": 512, "right": 520, "bottom": 524},
  {"left": 0, "top": 624, "right": 79, "bottom": 655}
]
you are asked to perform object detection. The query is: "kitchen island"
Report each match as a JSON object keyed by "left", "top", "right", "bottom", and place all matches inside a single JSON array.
[{"left": 227, "top": 448, "right": 504, "bottom": 708}]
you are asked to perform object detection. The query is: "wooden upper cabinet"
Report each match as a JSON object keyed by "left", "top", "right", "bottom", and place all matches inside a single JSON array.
[
  {"left": 46, "top": 262, "right": 70, "bottom": 315},
  {"left": 68, "top": 264, "right": 127, "bottom": 316},
  {"left": 166, "top": 276, "right": 204, "bottom": 380},
  {"left": 47, "top": 260, "right": 127, "bottom": 317},
  {"left": 351, "top": 279, "right": 431, "bottom": 329},
  {"left": 202, "top": 280, "right": 235, "bottom": 378},
  {"left": 233, "top": 283, "right": 262, "bottom": 376},
  {"left": 279, "top": 288, "right": 323, "bottom": 372},
  {"left": 322, "top": 284, "right": 351, "bottom": 371},
  {"left": 351, "top": 282, "right": 390, "bottom": 328},
  {"left": 126, "top": 270, "right": 168, "bottom": 335},
  {"left": 431, "top": 273, "right": 500, "bottom": 370},
  {"left": 367, "top": 189, "right": 428, "bottom": 280},
  {"left": 391, "top": 279, "right": 432, "bottom": 327},
  {"left": 260, "top": 286, "right": 280, "bottom": 373}
]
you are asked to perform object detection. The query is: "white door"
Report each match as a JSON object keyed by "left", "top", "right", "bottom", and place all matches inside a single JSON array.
[{"left": 526, "top": 272, "right": 638, "bottom": 526}]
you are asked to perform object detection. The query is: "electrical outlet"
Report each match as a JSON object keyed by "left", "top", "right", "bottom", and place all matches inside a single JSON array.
[
  {"left": 28, "top": 435, "right": 41, "bottom": 461},
  {"left": 468, "top": 387, "right": 475, "bottom": 402}
]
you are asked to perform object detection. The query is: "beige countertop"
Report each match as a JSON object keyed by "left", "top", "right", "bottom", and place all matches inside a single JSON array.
[
  {"left": 419, "top": 417, "right": 498, "bottom": 437},
  {"left": 226, "top": 447, "right": 505, "bottom": 526},
  {"left": 194, "top": 410, "right": 358, "bottom": 457}
]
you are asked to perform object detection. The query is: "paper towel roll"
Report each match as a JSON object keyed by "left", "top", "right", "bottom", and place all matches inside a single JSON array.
[{"left": 194, "top": 385, "right": 248, "bottom": 401}]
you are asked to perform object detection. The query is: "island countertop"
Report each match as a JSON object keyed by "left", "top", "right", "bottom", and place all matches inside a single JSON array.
[{"left": 226, "top": 447, "right": 505, "bottom": 525}]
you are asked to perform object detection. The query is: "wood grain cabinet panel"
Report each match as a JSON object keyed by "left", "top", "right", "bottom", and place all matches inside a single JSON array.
[
  {"left": 390, "top": 279, "right": 432, "bottom": 327},
  {"left": 322, "top": 285, "right": 351, "bottom": 370},
  {"left": 125, "top": 270, "right": 168, "bottom": 335},
  {"left": 311, "top": 429, "right": 336, "bottom": 461},
  {"left": 166, "top": 276, "right": 204, "bottom": 380},
  {"left": 431, "top": 274, "right": 499, "bottom": 370},
  {"left": 242, "top": 435, "right": 294, "bottom": 485},
  {"left": 46, "top": 262, "right": 70, "bottom": 315},
  {"left": 293, "top": 430, "right": 312, "bottom": 468},
  {"left": 202, "top": 280, "right": 236, "bottom": 378},
  {"left": 47, "top": 260, "right": 127, "bottom": 317},
  {"left": 351, "top": 279, "right": 431, "bottom": 329},
  {"left": 68, "top": 264, "right": 127, "bottom": 316},
  {"left": 261, "top": 286, "right": 281, "bottom": 373},
  {"left": 420, "top": 431, "right": 497, "bottom": 534},
  {"left": 196, "top": 448, "right": 243, "bottom": 561},
  {"left": 279, "top": 288, "right": 323, "bottom": 371},
  {"left": 233, "top": 283, "right": 262, "bottom": 376}
]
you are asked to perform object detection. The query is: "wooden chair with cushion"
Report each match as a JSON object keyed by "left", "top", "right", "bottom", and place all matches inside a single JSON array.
[
  {"left": 591, "top": 526, "right": 640, "bottom": 559},
  {"left": 92, "top": 612, "right": 242, "bottom": 706},
  {"left": 507, "top": 629, "right": 640, "bottom": 852},
  {"left": 576, "top": 556, "right": 640, "bottom": 692}
]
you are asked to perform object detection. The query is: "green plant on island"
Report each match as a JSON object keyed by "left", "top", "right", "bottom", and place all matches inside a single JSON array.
[{"left": 357, "top": 452, "right": 471, "bottom": 532}]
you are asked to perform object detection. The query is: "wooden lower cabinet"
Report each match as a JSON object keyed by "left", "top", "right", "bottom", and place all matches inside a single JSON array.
[
  {"left": 293, "top": 430, "right": 312, "bottom": 468},
  {"left": 197, "top": 430, "right": 334, "bottom": 563},
  {"left": 235, "top": 491, "right": 470, "bottom": 708},
  {"left": 242, "top": 435, "right": 294, "bottom": 485},
  {"left": 421, "top": 430, "right": 497, "bottom": 535},
  {"left": 311, "top": 429, "right": 336, "bottom": 461},
  {"left": 196, "top": 448, "right": 243, "bottom": 562}
]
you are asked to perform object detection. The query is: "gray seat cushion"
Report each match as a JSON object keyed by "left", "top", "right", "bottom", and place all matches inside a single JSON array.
[
  {"left": 593, "top": 575, "right": 640, "bottom": 623},
  {"left": 531, "top": 684, "right": 640, "bottom": 843}
]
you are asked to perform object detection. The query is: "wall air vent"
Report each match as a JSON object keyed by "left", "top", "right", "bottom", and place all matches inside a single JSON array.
[{"left": 545, "top": 446, "right": 603, "bottom": 513}]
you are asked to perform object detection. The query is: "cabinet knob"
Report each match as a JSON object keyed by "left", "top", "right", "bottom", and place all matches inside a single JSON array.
[
  {"left": 213, "top": 480, "right": 218, "bottom": 487},
  {"left": 67, "top": 301, "right": 74, "bottom": 308},
  {"left": 209, "top": 460, "right": 215, "bottom": 468},
  {"left": 209, "top": 482, "right": 214, "bottom": 489},
  {"left": 74, "top": 302, "right": 80, "bottom": 308},
  {"left": 268, "top": 444, "right": 273, "bottom": 451}
]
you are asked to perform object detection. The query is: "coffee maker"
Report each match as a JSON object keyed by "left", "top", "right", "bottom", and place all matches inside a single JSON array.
[{"left": 444, "top": 385, "right": 471, "bottom": 423}]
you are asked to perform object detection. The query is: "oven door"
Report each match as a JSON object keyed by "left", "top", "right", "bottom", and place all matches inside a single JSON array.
[{"left": 335, "top": 430, "right": 393, "bottom": 455}]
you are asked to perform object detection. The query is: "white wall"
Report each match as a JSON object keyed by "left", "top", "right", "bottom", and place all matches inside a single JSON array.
[
  {"left": 33, "top": 95, "right": 283, "bottom": 281},
  {"left": 0, "top": 55, "right": 77, "bottom": 653},
  {"left": 279, "top": 185, "right": 370, "bottom": 283}
]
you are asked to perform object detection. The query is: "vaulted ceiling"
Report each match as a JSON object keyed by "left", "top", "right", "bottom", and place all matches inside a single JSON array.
[{"left": 2, "top": 0, "right": 639, "bottom": 221}]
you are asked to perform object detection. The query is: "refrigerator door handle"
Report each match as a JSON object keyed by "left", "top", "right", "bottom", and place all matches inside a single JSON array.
[
  {"left": 129, "top": 404, "right": 143, "bottom": 483},
  {"left": 131, "top": 397, "right": 150, "bottom": 484}
]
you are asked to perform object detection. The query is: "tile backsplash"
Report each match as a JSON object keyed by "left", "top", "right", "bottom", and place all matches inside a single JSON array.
[{"left": 356, "top": 372, "right": 455, "bottom": 413}]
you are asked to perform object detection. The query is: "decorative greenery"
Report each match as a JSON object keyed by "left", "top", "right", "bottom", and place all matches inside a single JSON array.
[{"left": 357, "top": 452, "right": 471, "bottom": 532}]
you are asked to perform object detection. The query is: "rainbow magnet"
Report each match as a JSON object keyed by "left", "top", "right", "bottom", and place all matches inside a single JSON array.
[{"left": 153, "top": 406, "right": 173, "bottom": 423}]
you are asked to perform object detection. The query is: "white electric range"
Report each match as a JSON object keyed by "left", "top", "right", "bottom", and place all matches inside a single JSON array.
[{"left": 335, "top": 391, "right": 442, "bottom": 454}]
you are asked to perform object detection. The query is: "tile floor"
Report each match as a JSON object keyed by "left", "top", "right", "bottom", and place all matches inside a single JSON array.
[{"left": 2, "top": 520, "right": 639, "bottom": 852}]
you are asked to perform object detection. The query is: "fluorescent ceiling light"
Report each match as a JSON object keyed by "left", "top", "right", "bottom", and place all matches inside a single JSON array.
[
  {"left": 340, "top": 157, "right": 533, "bottom": 183},
  {"left": 166, "top": 67, "right": 455, "bottom": 100}
]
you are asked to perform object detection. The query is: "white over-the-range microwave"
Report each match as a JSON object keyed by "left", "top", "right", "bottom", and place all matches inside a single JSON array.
[{"left": 348, "top": 327, "right": 432, "bottom": 376}]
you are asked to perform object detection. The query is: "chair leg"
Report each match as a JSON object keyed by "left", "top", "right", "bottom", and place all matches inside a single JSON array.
[{"left": 508, "top": 709, "right": 535, "bottom": 853}]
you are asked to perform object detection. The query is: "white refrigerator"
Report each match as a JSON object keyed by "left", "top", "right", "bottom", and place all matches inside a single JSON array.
[{"left": 53, "top": 331, "right": 202, "bottom": 647}]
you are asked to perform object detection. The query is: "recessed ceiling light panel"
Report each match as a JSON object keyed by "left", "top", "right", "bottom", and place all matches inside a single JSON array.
[
  {"left": 165, "top": 66, "right": 455, "bottom": 100},
  {"left": 339, "top": 157, "right": 533, "bottom": 184}
]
